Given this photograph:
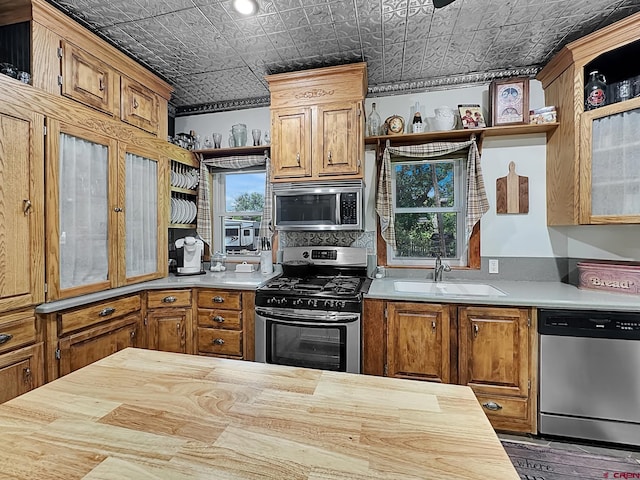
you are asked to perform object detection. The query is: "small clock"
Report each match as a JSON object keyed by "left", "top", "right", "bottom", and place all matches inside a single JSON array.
[{"left": 385, "top": 115, "right": 405, "bottom": 135}]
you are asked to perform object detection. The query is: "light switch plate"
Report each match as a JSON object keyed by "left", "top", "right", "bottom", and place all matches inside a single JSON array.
[{"left": 489, "top": 259, "right": 499, "bottom": 274}]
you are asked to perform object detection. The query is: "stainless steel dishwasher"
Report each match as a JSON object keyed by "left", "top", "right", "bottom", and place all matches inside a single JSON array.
[{"left": 538, "top": 308, "right": 640, "bottom": 447}]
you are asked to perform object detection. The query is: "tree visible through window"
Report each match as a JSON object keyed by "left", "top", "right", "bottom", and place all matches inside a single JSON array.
[{"left": 390, "top": 156, "right": 464, "bottom": 265}]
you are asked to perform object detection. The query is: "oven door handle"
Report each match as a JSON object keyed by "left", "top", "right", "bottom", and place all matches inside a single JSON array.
[{"left": 256, "top": 307, "right": 359, "bottom": 324}]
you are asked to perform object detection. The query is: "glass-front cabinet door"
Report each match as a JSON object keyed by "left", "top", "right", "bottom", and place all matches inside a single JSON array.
[
  {"left": 121, "top": 144, "right": 166, "bottom": 284},
  {"left": 47, "top": 122, "right": 166, "bottom": 300},
  {"left": 47, "top": 121, "right": 118, "bottom": 299},
  {"left": 580, "top": 97, "right": 640, "bottom": 224}
]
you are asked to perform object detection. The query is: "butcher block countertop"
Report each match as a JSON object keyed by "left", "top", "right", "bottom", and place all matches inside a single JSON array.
[{"left": 0, "top": 348, "right": 519, "bottom": 480}]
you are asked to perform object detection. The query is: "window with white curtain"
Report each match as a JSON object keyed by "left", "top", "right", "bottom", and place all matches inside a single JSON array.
[
  {"left": 59, "top": 133, "right": 109, "bottom": 289},
  {"left": 211, "top": 169, "right": 266, "bottom": 257},
  {"left": 125, "top": 152, "right": 158, "bottom": 277},
  {"left": 388, "top": 154, "right": 466, "bottom": 266}
]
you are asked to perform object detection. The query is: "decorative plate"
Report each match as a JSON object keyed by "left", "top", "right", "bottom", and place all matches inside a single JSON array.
[{"left": 385, "top": 115, "right": 405, "bottom": 135}]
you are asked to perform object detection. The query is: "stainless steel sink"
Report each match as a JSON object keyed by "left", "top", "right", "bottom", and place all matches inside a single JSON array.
[{"left": 393, "top": 281, "right": 506, "bottom": 297}]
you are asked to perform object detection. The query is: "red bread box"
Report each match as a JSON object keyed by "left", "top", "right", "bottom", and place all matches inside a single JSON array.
[{"left": 578, "top": 261, "right": 640, "bottom": 295}]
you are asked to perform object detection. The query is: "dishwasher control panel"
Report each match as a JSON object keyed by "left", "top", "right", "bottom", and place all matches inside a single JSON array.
[{"left": 539, "top": 308, "right": 640, "bottom": 339}]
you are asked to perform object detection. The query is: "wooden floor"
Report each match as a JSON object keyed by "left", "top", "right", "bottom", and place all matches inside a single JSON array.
[{"left": 0, "top": 348, "right": 520, "bottom": 479}]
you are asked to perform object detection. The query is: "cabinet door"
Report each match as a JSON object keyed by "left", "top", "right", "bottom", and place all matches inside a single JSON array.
[
  {"left": 316, "top": 102, "right": 361, "bottom": 177},
  {"left": 47, "top": 120, "right": 118, "bottom": 300},
  {"left": 61, "top": 40, "right": 114, "bottom": 115},
  {"left": 121, "top": 145, "right": 166, "bottom": 283},
  {"left": 271, "top": 107, "right": 312, "bottom": 179},
  {"left": 121, "top": 76, "right": 159, "bottom": 135},
  {"left": 387, "top": 302, "right": 450, "bottom": 382},
  {"left": 58, "top": 313, "right": 141, "bottom": 376},
  {"left": 147, "top": 309, "right": 192, "bottom": 354},
  {"left": 580, "top": 100, "right": 640, "bottom": 223},
  {"left": 458, "top": 306, "right": 529, "bottom": 397},
  {"left": 0, "top": 343, "right": 44, "bottom": 404},
  {"left": 0, "top": 105, "right": 44, "bottom": 312}
]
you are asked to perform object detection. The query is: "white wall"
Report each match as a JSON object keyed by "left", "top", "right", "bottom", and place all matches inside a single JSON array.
[{"left": 175, "top": 81, "right": 640, "bottom": 262}]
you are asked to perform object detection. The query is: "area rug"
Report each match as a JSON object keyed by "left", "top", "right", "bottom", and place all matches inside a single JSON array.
[{"left": 502, "top": 441, "right": 640, "bottom": 479}]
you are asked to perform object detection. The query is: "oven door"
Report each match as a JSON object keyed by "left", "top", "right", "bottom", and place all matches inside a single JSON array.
[{"left": 255, "top": 307, "right": 360, "bottom": 374}]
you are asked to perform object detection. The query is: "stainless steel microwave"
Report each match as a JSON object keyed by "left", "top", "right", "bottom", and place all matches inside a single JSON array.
[{"left": 273, "top": 180, "right": 364, "bottom": 231}]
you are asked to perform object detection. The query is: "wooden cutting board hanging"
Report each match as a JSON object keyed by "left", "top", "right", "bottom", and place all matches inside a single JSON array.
[{"left": 496, "top": 161, "right": 529, "bottom": 214}]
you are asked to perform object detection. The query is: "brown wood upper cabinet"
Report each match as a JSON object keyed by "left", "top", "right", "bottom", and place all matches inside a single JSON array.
[
  {"left": 537, "top": 13, "right": 640, "bottom": 225},
  {"left": 120, "top": 75, "right": 160, "bottom": 135},
  {"left": 60, "top": 40, "right": 115, "bottom": 115},
  {"left": 266, "top": 63, "right": 367, "bottom": 182}
]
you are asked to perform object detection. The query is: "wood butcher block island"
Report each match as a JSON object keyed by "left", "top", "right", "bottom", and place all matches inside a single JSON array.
[{"left": 0, "top": 348, "right": 519, "bottom": 479}]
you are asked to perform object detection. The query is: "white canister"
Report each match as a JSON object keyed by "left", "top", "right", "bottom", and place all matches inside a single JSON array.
[
  {"left": 433, "top": 106, "right": 457, "bottom": 131},
  {"left": 260, "top": 250, "right": 273, "bottom": 274}
]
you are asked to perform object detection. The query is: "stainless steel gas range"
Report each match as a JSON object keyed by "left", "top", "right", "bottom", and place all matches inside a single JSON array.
[{"left": 254, "top": 246, "right": 370, "bottom": 374}]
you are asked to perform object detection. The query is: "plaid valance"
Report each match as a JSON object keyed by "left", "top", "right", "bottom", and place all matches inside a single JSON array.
[
  {"left": 197, "top": 153, "right": 272, "bottom": 248},
  {"left": 375, "top": 137, "right": 489, "bottom": 252}
]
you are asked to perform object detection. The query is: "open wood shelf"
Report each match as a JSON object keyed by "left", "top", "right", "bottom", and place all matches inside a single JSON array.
[
  {"left": 364, "top": 122, "right": 558, "bottom": 145},
  {"left": 193, "top": 145, "right": 270, "bottom": 158}
]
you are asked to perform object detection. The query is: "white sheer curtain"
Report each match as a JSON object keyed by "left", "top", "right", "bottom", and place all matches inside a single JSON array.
[
  {"left": 59, "top": 133, "right": 109, "bottom": 289},
  {"left": 126, "top": 152, "right": 158, "bottom": 277},
  {"left": 591, "top": 108, "right": 640, "bottom": 216}
]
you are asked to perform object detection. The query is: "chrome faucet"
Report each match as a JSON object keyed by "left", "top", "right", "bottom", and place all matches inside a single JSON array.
[{"left": 433, "top": 254, "right": 451, "bottom": 282}]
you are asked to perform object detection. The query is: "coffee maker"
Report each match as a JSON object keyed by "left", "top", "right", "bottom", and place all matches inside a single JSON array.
[{"left": 174, "top": 236, "right": 205, "bottom": 275}]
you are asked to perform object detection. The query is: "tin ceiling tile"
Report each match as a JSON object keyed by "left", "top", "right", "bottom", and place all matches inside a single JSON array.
[{"left": 45, "top": 0, "right": 640, "bottom": 112}]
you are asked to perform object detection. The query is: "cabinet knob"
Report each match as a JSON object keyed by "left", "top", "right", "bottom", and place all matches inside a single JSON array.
[
  {"left": 482, "top": 401, "right": 503, "bottom": 411},
  {"left": 114, "top": 207, "right": 123, "bottom": 212},
  {"left": 327, "top": 151, "right": 332, "bottom": 164},
  {"left": 99, "top": 77, "right": 104, "bottom": 92},
  {"left": 296, "top": 153, "right": 300, "bottom": 166},
  {"left": 0, "top": 333, "right": 13, "bottom": 345},
  {"left": 23, "top": 367, "right": 32, "bottom": 384},
  {"left": 162, "top": 296, "right": 177, "bottom": 303},
  {"left": 432, "top": 321, "right": 436, "bottom": 332},
  {"left": 212, "top": 296, "right": 224, "bottom": 303},
  {"left": 130, "top": 329, "right": 136, "bottom": 339},
  {"left": 473, "top": 323, "right": 479, "bottom": 338},
  {"left": 98, "top": 307, "right": 116, "bottom": 317},
  {"left": 133, "top": 99, "right": 139, "bottom": 109},
  {"left": 213, "top": 338, "right": 225, "bottom": 345},
  {"left": 23, "top": 199, "right": 32, "bottom": 214},
  {"left": 213, "top": 315, "right": 225, "bottom": 323}
]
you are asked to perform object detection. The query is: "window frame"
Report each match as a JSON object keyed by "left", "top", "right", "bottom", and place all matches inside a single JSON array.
[{"left": 210, "top": 167, "right": 266, "bottom": 261}]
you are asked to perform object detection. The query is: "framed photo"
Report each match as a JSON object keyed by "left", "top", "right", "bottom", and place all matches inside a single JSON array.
[
  {"left": 458, "top": 104, "right": 486, "bottom": 129},
  {"left": 489, "top": 77, "right": 530, "bottom": 126}
]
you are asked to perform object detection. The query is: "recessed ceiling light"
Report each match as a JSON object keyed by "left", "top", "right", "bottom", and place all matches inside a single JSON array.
[{"left": 232, "top": 0, "right": 258, "bottom": 15}]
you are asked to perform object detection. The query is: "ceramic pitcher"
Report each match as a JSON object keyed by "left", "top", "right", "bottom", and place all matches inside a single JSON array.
[{"left": 433, "top": 106, "right": 457, "bottom": 131}]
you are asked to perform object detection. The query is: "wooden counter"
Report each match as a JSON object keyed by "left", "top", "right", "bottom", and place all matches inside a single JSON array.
[{"left": 0, "top": 348, "right": 519, "bottom": 479}]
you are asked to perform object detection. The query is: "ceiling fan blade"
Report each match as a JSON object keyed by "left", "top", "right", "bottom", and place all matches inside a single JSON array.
[{"left": 433, "top": 0, "right": 457, "bottom": 8}]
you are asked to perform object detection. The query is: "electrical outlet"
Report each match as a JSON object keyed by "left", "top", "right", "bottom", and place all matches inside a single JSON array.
[{"left": 489, "top": 259, "right": 499, "bottom": 274}]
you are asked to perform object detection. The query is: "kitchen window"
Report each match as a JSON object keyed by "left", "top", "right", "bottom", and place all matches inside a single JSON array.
[
  {"left": 211, "top": 170, "right": 265, "bottom": 257},
  {"left": 388, "top": 155, "right": 466, "bottom": 266}
]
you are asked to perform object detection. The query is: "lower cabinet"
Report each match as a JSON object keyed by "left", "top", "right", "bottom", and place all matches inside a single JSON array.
[
  {"left": 363, "top": 299, "right": 537, "bottom": 434},
  {"left": 0, "top": 309, "right": 44, "bottom": 403},
  {"left": 386, "top": 302, "right": 450, "bottom": 383},
  {"left": 196, "top": 289, "right": 243, "bottom": 358},
  {"left": 44, "top": 294, "right": 143, "bottom": 380},
  {"left": 146, "top": 290, "right": 193, "bottom": 354}
]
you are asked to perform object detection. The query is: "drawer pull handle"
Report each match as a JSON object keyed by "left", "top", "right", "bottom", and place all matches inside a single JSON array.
[
  {"left": 162, "top": 296, "right": 177, "bottom": 303},
  {"left": 213, "top": 338, "right": 225, "bottom": 345},
  {"left": 0, "top": 333, "right": 13, "bottom": 345},
  {"left": 212, "top": 296, "right": 224, "bottom": 303},
  {"left": 213, "top": 315, "right": 225, "bottom": 323},
  {"left": 99, "top": 307, "right": 116, "bottom": 317},
  {"left": 482, "top": 401, "right": 502, "bottom": 411}
]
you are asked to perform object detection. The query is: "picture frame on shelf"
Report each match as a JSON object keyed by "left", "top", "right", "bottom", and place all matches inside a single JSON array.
[
  {"left": 489, "top": 77, "right": 530, "bottom": 126},
  {"left": 458, "top": 104, "right": 486, "bottom": 129}
]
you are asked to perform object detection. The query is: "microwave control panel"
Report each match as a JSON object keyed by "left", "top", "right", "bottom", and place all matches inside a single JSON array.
[{"left": 340, "top": 192, "right": 358, "bottom": 224}]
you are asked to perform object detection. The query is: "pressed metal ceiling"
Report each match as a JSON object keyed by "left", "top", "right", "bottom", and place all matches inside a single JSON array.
[{"left": 46, "top": 0, "right": 640, "bottom": 115}]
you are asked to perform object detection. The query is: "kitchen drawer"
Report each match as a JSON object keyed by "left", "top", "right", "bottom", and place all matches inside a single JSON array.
[
  {"left": 147, "top": 290, "right": 192, "bottom": 309},
  {"left": 197, "top": 290, "right": 241, "bottom": 310},
  {"left": 198, "top": 309, "right": 242, "bottom": 330},
  {"left": 0, "top": 311, "right": 37, "bottom": 354},
  {"left": 58, "top": 295, "right": 142, "bottom": 336},
  {"left": 197, "top": 328, "right": 242, "bottom": 356},
  {"left": 475, "top": 394, "right": 529, "bottom": 421}
]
